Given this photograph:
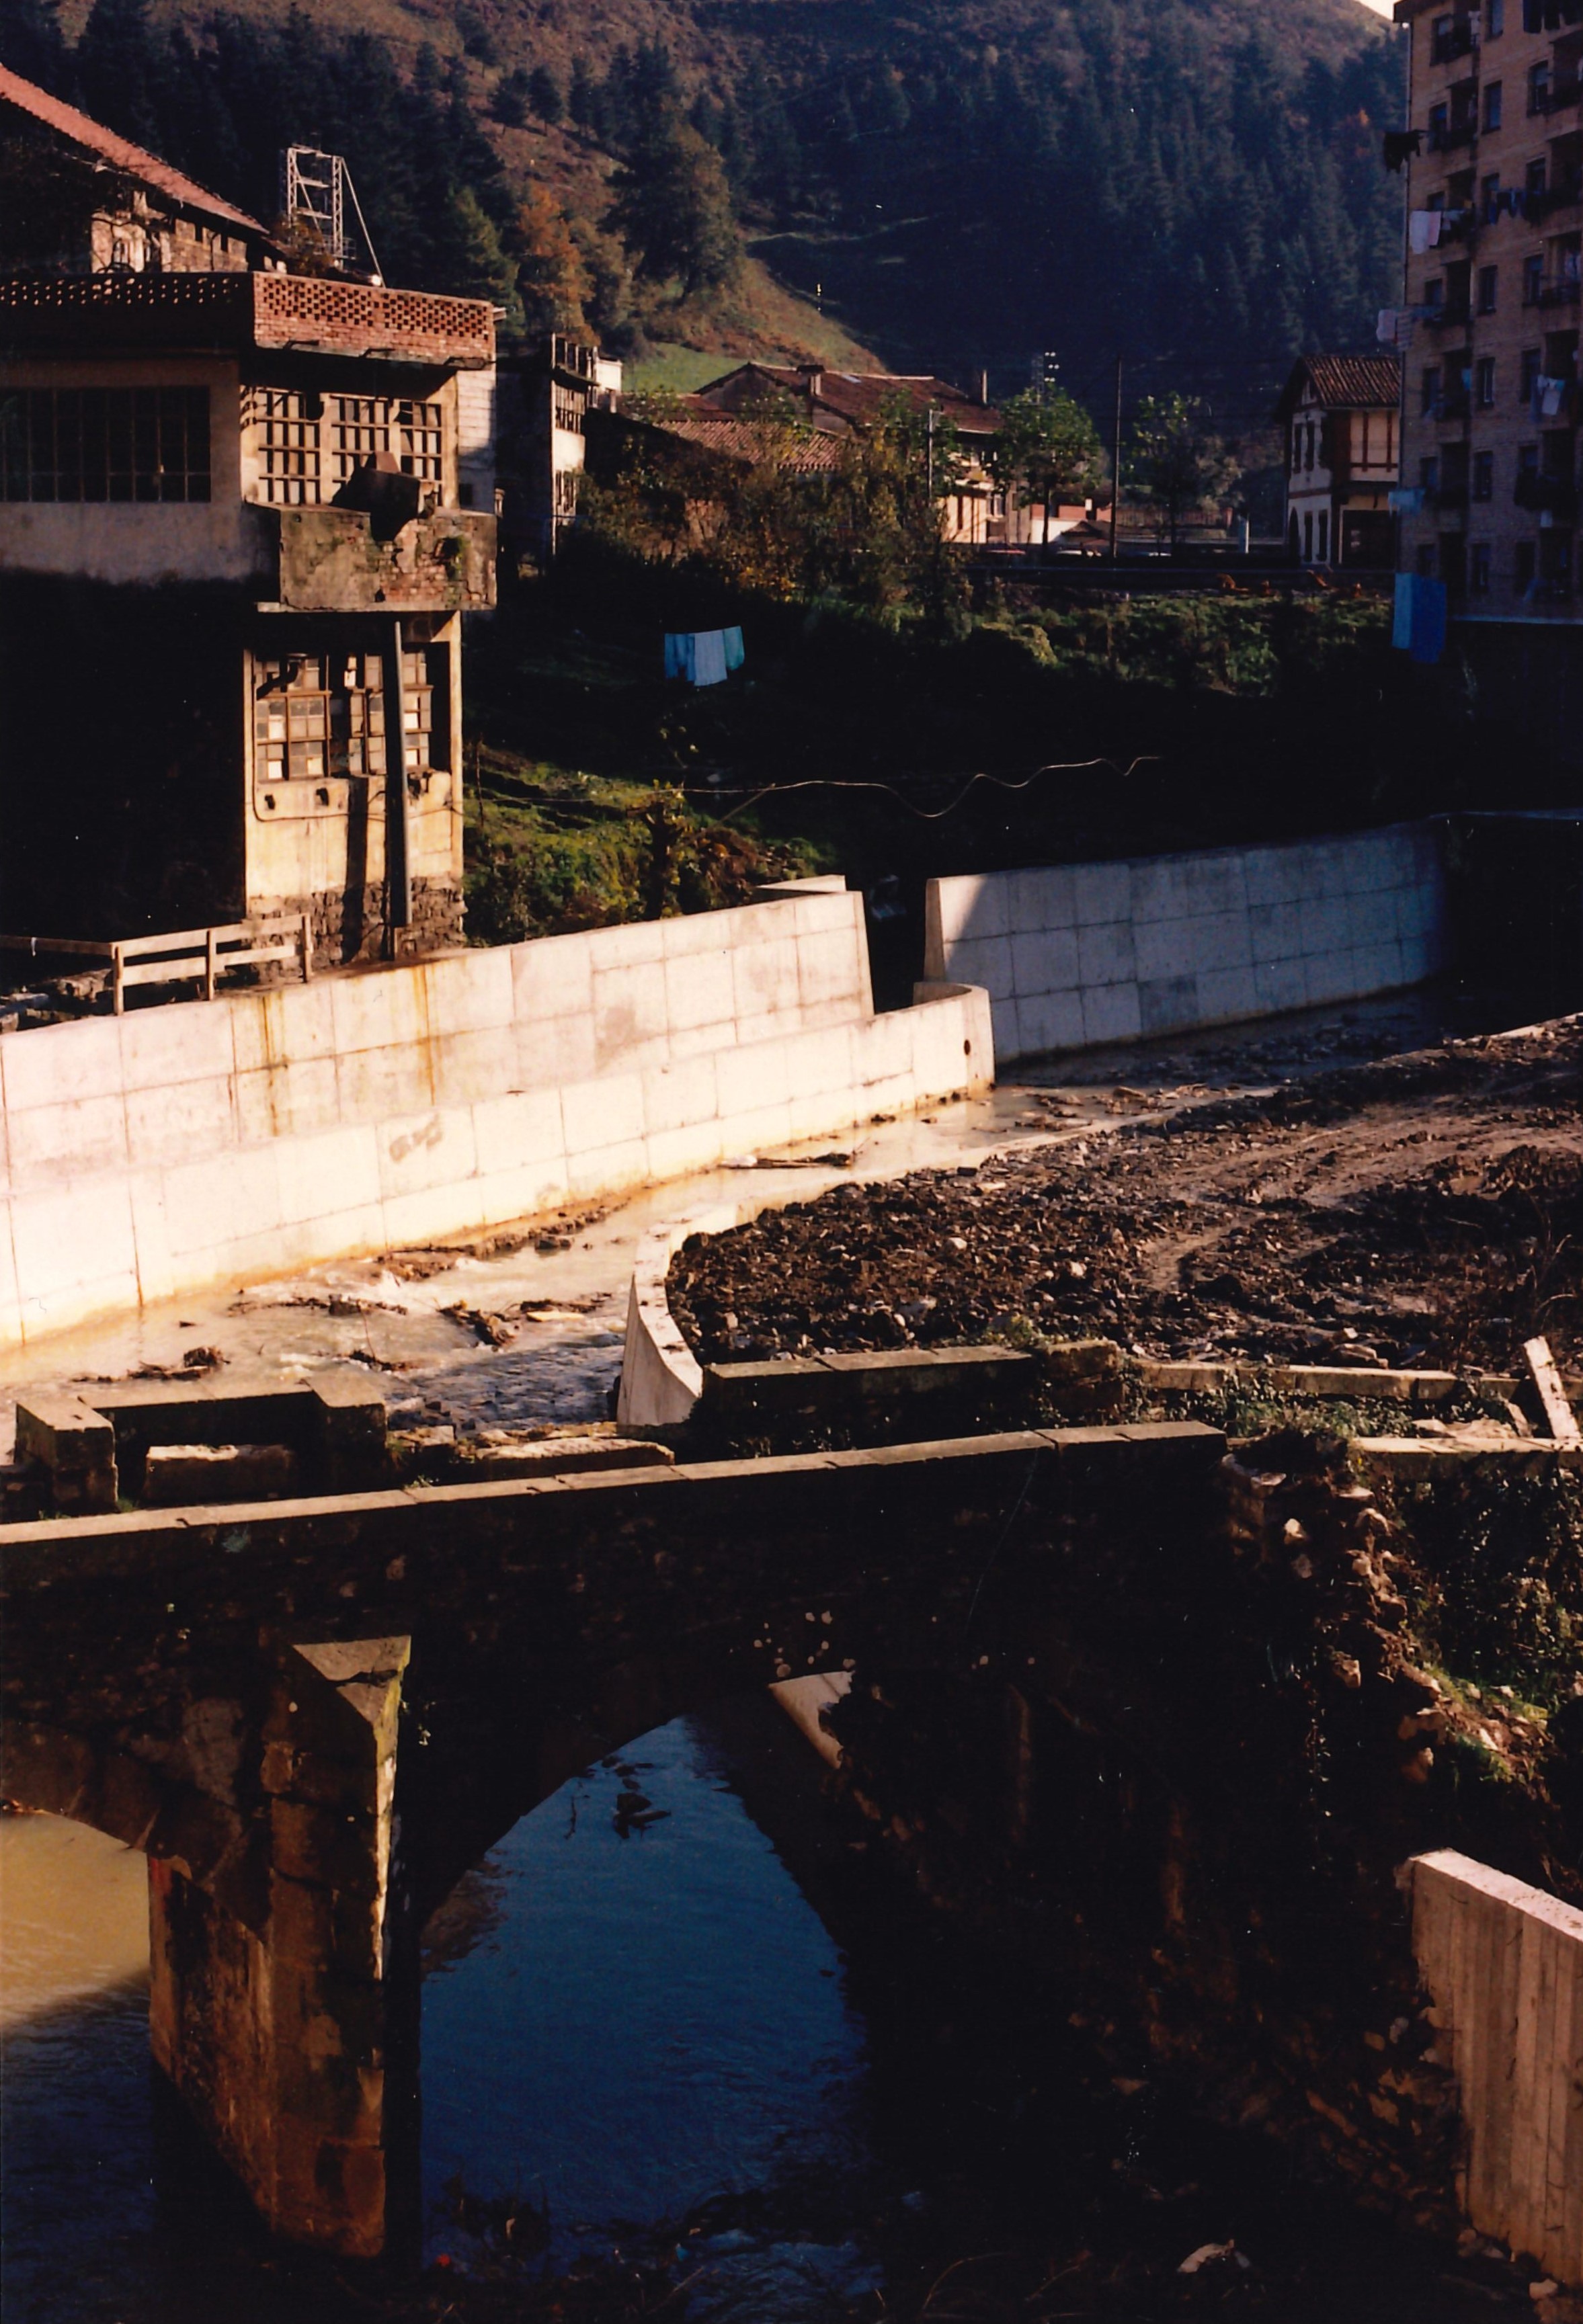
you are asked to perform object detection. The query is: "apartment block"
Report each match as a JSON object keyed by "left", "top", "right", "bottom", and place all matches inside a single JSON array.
[{"left": 1394, "top": 0, "right": 1581, "bottom": 618}]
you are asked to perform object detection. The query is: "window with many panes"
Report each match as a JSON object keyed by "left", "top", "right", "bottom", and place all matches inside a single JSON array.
[
  {"left": 1477, "top": 355, "right": 1498, "bottom": 404},
  {"left": 246, "top": 391, "right": 444, "bottom": 507},
  {"left": 1, "top": 386, "right": 210, "bottom": 502},
  {"left": 253, "top": 649, "right": 441, "bottom": 790},
  {"left": 1473, "top": 448, "right": 1495, "bottom": 497}
]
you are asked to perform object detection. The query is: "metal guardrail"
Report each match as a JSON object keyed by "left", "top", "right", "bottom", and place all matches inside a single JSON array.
[{"left": 0, "top": 915, "right": 311, "bottom": 1013}]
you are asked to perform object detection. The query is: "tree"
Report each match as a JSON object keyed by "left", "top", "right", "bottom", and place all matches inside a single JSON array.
[
  {"left": 506, "top": 186, "right": 592, "bottom": 337},
  {"left": 606, "top": 112, "right": 739, "bottom": 299},
  {"left": 73, "top": 0, "right": 161, "bottom": 149},
  {"left": 491, "top": 68, "right": 531, "bottom": 128},
  {"left": 1127, "top": 392, "right": 1236, "bottom": 552},
  {"left": 568, "top": 53, "right": 599, "bottom": 131},
  {"left": 527, "top": 64, "right": 564, "bottom": 125},
  {"left": 0, "top": 0, "right": 69, "bottom": 91},
  {"left": 990, "top": 388, "right": 1108, "bottom": 544}
]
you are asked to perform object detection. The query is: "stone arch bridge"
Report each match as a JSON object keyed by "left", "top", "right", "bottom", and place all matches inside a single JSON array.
[{"left": 1, "top": 1422, "right": 1225, "bottom": 2257}]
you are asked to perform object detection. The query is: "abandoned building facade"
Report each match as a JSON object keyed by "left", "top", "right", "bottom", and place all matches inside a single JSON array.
[{"left": 0, "top": 69, "right": 496, "bottom": 958}]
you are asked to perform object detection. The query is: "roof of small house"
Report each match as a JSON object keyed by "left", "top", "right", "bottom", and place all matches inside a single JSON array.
[
  {"left": 0, "top": 62, "right": 273, "bottom": 243},
  {"left": 694, "top": 362, "right": 1001, "bottom": 435},
  {"left": 1274, "top": 354, "right": 1402, "bottom": 421}
]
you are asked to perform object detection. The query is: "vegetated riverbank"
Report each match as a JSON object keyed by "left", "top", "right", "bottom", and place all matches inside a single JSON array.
[{"left": 460, "top": 552, "right": 1573, "bottom": 950}]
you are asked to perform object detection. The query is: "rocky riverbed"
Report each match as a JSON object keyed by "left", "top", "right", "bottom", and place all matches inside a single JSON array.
[{"left": 668, "top": 1021, "right": 1583, "bottom": 1376}]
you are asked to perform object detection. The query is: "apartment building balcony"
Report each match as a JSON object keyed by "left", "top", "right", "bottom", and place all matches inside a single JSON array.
[
  {"left": 1514, "top": 470, "right": 1580, "bottom": 517},
  {"left": 1426, "top": 299, "right": 1475, "bottom": 327},
  {"left": 1432, "top": 390, "right": 1473, "bottom": 421},
  {"left": 1531, "top": 77, "right": 1582, "bottom": 113},
  {"left": 1534, "top": 274, "right": 1583, "bottom": 304},
  {"left": 250, "top": 503, "right": 497, "bottom": 613},
  {"left": 1432, "top": 17, "right": 1479, "bottom": 63},
  {"left": 1428, "top": 120, "right": 1479, "bottom": 152}
]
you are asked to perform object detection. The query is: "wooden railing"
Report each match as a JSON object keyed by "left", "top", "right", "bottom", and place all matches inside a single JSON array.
[{"left": 0, "top": 915, "right": 312, "bottom": 1014}]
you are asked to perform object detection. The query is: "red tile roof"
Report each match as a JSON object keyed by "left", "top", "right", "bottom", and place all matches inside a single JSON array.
[
  {"left": 0, "top": 62, "right": 273, "bottom": 243},
  {"left": 696, "top": 362, "right": 1002, "bottom": 435},
  {"left": 1275, "top": 354, "right": 1402, "bottom": 419},
  {"left": 652, "top": 412, "right": 845, "bottom": 472}
]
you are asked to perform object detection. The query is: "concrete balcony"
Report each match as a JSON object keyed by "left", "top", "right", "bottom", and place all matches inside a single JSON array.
[{"left": 253, "top": 504, "right": 497, "bottom": 614}]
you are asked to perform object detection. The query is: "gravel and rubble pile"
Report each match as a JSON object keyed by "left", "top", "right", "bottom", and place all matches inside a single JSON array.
[{"left": 669, "top": 1024, "right": 1583, "bottom": 1374}]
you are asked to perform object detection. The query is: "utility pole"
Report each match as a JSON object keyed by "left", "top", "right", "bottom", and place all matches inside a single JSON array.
[
  {"left": 926, "top": 405, "right": 936, "bottom": 501},
  {"left": 1110, "top": 355, "right": 1123, "bottom": 564}
]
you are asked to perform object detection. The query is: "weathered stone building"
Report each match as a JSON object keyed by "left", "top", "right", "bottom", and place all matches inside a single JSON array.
[
  {"left": 1275, "top": 352, "right": 1402, "bottom": 567},
  {"left": 0, "top": 69, "right": 495, "bottom": 958}
]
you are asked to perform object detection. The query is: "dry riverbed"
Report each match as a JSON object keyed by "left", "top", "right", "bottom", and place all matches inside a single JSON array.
[{"left": 669, "top": 1020, "right": 1583, "bottom": 1377}]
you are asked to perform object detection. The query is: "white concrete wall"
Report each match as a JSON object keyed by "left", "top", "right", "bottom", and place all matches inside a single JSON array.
[
  {"left": 1412, "top": 1849, "right": 1583, "bottom": 2286},
  {"left": 0, "top": 897, "right": 993, "bottom": 1350},
  {"left": 926, "top": 824, "right": 1447, "bottom": 1062}
]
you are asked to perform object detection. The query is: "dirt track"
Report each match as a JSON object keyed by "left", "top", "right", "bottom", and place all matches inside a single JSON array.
[{"left": 669, "top": 1022, "right": 1583, "bottom": 1374}]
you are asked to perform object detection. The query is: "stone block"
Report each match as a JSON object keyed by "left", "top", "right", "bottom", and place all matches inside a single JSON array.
[
  {"left": 1016, "top": 989, "right": 1086, "bottom": 1056},
  {"left": 471, "top": 1086, "right": 565, "bottom": 1179},
  {"left": 5, "top": 1091, "right": 130, "bottom": 1191},
  {"left": 327, "top": 964, "right": 430, "bottom": 1064},
  {"left": 10, "top": 1176, "right": 138, "bottom": 1309},
  {"left": 1077, "top": 919, "right": 1136, "bottom": 988},
  {"left": 663, "top": 948, "right": 736, "bottom": 1036},
  {"left": 562, "top": 1069, "right": 644, "bottom": 1155},
  {"left": 1009, "top": 865, "right": 1076, "bottom": 932},
  {"left": 562, "top": 1135, "right": 650, "bottom": 1203},
  {"left": 377, "top": 1105, "right": 477, "bottom": 1201},
  {"left": 235, "top": 1057, "right": 340, "bottom": 1147},
  {"left": 14, "top": 1391, "right": 118, "bottom": 1512},
  {"left": 429, "top": 1025, "right": 519, "bottom": 1110},
  {"left": 592, "top": 962, "right": 669, "bottom": 1072},
  {"left": 948, "top": 935, "right": 1014, "bottom": 998},
  {"left": 0, "top": 1014, "right": 124, "bottom": 1114},
  {"left": 118, "top": 999, "right": 237, "bottom": 1093},
  {"left": 1071, "top": 861, "right": 1131, "bottom": 925},
  {"left": 731, "top": 933, "right": 801, "bottom": 1027},
  {"left": 1254, "top": 956, "right": 1308, "bottom": 1014},
  {"left": 796, "top": 926, "right": 867, "bottom": 1011},
  {"left": 715, "top": 1039, "right": 791, "bottom": 1120},
  {"left": 1011, "top": 926, "right": 1079, "bottom": 997},
  {"left": 1137, "top": 975, "right": 1200, "bottom": 1036},
  {"left": 510, "top": 928, "right": 594, "bottom": 1026},
  {"left": 936, "top": 873, "right": 1009, "bottom": 944},
  {"left": 454, "top": 1436, "right": 674, "bottom": 1479},
  {"left": 143, "top": 1442, "right": 300, "bottom": 1507},
  {"left": 124, "top": 1074, "right": 238, "bottom": 1172},
  {"left": 1248, "top": 899, "right": 1307, "bottom": 964},
  {"left": 420, "top": 946, "right": 515, "bottom": 1038},
  {"left": 1132, "top": 917, "right": 1194, "bottom": 984},
  {"left": 274, "top": 1126, "right": 379, "bottom": 1230},
  {"left": 311, "top": 1374, "right": 389, "bottom": 1493},
  {"left": 1081, "top": 982, "right": 1141, "bottom": 1045},
  {"left": 1242, "top": 846, "right": 1309, "bottom": 909},
  {"left": 1196, "top": 966, "right": 1259, "bottom": 1025}
]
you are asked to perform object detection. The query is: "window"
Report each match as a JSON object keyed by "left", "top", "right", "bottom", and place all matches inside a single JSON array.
[
  {"left": 1431, "top": 101, "right": 1451, "bottom": 144},
  {"left": 1425, "top": 276, "right": 1447, "bottom": 312},
  {"left": 1420, "top": 454, "right": 1441, "bottom": 490},
  {"left": 1473, "top": 448, "right": 1495, "bottom": 497},
  {"left": 1477, "top": 355, "right": 1498, "bottom": 404},
  {"left": 1524, "top": 253, "right": 1545, "bottom": 302},
  {"left": 1529, "top": 60, "right": 1553, "bottom": 112},
  {"left": 1515, "top": 538, "right": 1537, "bottom": 591},
  {"left": 1417, "top": 542, "right": 1438, "bottom": 577},
  {"left": 1518, "top": 440, "right": 1540, "bottom": 475},
  {"left": 245, "top": 390, "right": 444, "bottom": 507},
  {"left": 1303, "top": 509, "right": 1313, "bottom": 559},
  {"left": 1471, "top": 541, "right": 1492, "bottom": 591},
  {"left": 1482, "top": 171, "right": 1503, "bottom": 218},
  {"left": 0, "top": 386, "right": 210, "bottom": 503},
  {"left": 1423, "top": 364, "right": 1443, "bottom": 412},
  {"left": 1520, "top": 346, "right": 1543, "bottom": 399},
  {"left": 1478, "top": 264, "right": 1499, "bottom": 312},
  {"left": 1526, "top": 157, "right": 1549, "bottom": 198},
  {"left": 551, "top": 384, "right": 584, "bottom": 435},
  {"left": 1484, "top": 81, "right": 1504, "bottom": 130},
  {"left": 252, "top": 648, "right": 439, "bottom": 789},
  {"left": 1487, "top": 0, "right": 1504, "bottom": 35}
]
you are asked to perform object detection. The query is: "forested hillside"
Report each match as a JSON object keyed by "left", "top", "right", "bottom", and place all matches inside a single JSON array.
[{"left": 1, "top": 0, "right": 1406, "bottom": 421}]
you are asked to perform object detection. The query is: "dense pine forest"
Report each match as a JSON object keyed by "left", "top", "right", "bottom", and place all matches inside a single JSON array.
[{"left": 1, "top": 0, "right": 1405, "bottom": 418}]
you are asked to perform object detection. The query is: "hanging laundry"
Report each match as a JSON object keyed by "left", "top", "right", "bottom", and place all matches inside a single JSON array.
[
  {"left": 722, "top": 626, "right": 745, "bottom": 672},
  {"left": 1408, "top": 210, "right": 1445, "bottom": 255},
  {"left": 692, "top": 630, "right": 728, "bottom": 687},
  {"left": 1534, "top": 376, "right": 1568, "bottom": 420},
  {"left": 663, "top": 633, "right": 696, "bottom": 682},
  {"left": 1384, "top": 128, "right": 1424, "bottom": 172},
  {"left": 1393, "top": 574, "right": 1447, "bottom": 665}
]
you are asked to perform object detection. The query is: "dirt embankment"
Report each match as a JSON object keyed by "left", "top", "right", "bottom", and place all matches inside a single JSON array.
[{"left": 669, "top": 1024, "right": 1583, "bottom": 1376}]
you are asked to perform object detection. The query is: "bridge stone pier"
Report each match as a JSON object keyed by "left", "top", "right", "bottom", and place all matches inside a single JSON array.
[{"left": 0, "top": 1422, "right": 1224, "bottom": 2257}]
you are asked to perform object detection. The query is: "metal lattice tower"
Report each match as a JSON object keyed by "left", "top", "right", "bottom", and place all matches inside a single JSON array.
[{"left": 280, "top": 147, "right": 383, "bottom": 283}]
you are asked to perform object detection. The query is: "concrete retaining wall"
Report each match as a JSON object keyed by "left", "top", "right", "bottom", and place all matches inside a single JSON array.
[
  {"left": 1412, "top": 1849, "right": 1583, "bottom": 2286},
  {"left": 925, "top": 823, "right": 1447, "bottom": 1061},
  {"left": 0, "top": 895, "right": 993, "bottom": 1350}
]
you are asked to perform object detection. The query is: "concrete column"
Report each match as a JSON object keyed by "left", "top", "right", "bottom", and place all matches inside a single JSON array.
[
  {"left": 382, "top": 618, "right": 411, "bottom": 941},
  {"left": 149, "top": 1636, "right": 412, "bottom": 2258},
  {"left": 1412, "top": 1848, "right": 1583, "bottom": 2287}
]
